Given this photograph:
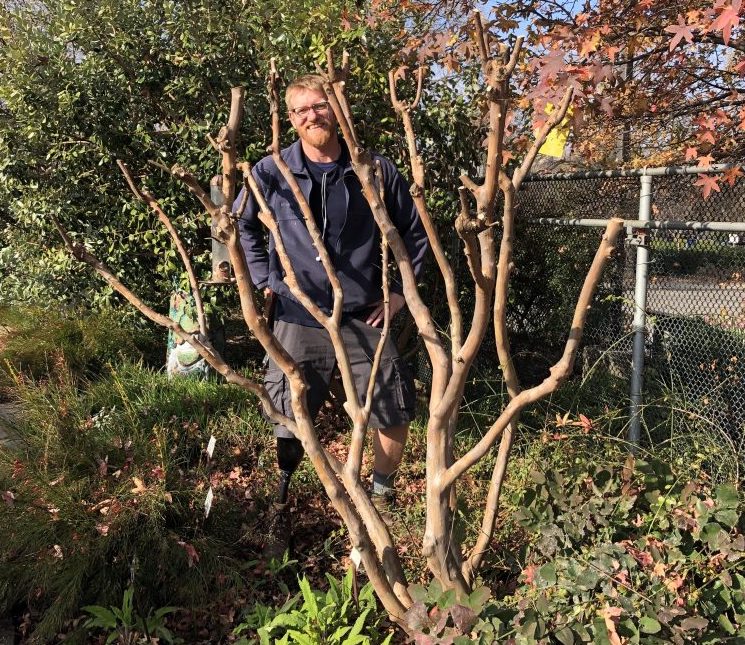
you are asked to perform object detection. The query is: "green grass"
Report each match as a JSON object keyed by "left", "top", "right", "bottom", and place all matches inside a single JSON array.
[
  {"left": 0, "top": 305, "right": 161, "bottom": 396},
  {"left": 0, "top": 360, "right": 271, "bottom": 642}
]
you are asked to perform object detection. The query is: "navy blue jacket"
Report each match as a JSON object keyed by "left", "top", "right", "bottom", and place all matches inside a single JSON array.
[{"left": 235, "top": 139, "right": 429, "bottom": 320}]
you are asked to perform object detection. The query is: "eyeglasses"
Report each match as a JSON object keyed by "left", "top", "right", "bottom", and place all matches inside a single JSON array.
[{"left": 289, "top": 101, "right": 331, "bottom": 119}]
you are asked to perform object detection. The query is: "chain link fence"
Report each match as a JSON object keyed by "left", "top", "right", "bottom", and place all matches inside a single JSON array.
[{"left": 511, "top": 169, "right": 745, "bottom": 476}]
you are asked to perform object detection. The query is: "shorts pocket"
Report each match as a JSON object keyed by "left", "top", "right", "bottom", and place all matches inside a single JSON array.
[
  {"left": 392, "top": 358, "right": 416, "bottom": 415},
  {"left": 264, "top": 367, "right": 290, "bottom": 418}
]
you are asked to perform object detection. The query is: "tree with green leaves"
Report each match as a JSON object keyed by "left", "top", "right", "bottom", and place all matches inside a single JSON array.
[{"left": 0, "top": 0, "right": 437, "bottom": 307}]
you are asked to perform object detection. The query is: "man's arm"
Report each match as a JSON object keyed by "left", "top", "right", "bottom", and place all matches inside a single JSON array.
[
  {"left": 382, "top": 159, "right": 430, "bottom": 281},
  {"left": 365, "top": 157, "right": 430, "bottom": 327},
  {"left": 234, "top": 169, "right": 271, "bottom": 290}
]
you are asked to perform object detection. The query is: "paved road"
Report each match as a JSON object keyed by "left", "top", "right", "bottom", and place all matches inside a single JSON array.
[
  {"left": 647, "top": 279, "right": 745, "bottom": 319},
  {"left": 623, "top": 278, "right": 745, "bottom": 320}
]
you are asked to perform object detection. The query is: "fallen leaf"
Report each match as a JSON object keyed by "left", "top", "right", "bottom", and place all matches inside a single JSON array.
[
  {"left": 177, "top": 540, "right": 200, "bottom": 567},
  {"left": 600, "top": 605, "right": 623, "bottom": 645},
  {"left": 522, "top": 563, "right": 539, "bottom": 585},
  {"left": 131, "top": 477, "right": 147, "bottom": 495}
]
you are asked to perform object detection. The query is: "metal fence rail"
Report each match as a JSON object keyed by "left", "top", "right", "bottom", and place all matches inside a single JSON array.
[{"left": 514, "top": 165, "right": 745, "bottom": 472}]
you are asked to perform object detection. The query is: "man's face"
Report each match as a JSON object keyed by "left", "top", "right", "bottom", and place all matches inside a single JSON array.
[{"left": 287, "top": 88, "right": 338, "bottom": 149}]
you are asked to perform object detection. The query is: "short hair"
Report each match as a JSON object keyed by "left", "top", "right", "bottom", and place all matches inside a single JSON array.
[{"left": 285, "top": 74, "right": 326, "bottom": 110}]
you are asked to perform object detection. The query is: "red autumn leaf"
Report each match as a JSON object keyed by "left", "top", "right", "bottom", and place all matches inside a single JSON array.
[
  {"left": 697, "top": 154, "right": 714, "bottom": 167},
  {"left": 539, "top": 48, "right": 567, "bottom": 81},
  {"left": 697, "top": 129, "right": 716, "bottom": 145},
  {"left": 665, "top": 15, "right": 695, "bottom": 51},
  {"left": 685, "top": 147, "right": 698, "bottom": 161},
  {"left": 694, "top": 113, "right": 717, "bottom": 129},
  {"left": 722, "top": 165, "right": 744, "bottom": 186},
  {"left": 522, "top": 563, "right": 539, "bottom": 585},
  {"left": 710, "top": 0, "right": 742, "bottom": 45},
  {"left": 694, "top": 173, "right": 721, "bottom": 199}
]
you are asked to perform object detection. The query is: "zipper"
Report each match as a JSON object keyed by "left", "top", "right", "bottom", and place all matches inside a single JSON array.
[{"left": 316, "top": 171, "right": 328, "bottom": 262}]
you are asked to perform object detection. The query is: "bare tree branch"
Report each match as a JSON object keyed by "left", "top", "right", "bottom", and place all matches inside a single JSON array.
[
  {"left": 442, "top": 218, "right": 624, "bottom": 489},
  {"left": 389, "top": 66, "right": 464, "bottom": 357},
  {"left": 50, "top": 213, "right": 293, "bottom": 430},
  {"left": 512, "top": 86, "right": 574, "bottom": 190},
  {"left": 117, "top": 160, "right": 207, "bottom": 335}
]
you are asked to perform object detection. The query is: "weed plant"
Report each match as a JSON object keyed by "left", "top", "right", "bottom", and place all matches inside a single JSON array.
[{"left": 234, "top": 568, "right": 393, "bottom": 644}]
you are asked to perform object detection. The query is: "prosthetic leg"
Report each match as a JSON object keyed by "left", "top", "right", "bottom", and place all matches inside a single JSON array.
[
  {"left": 263, "top": 437, "right": 304, "bottom": 559},
  {"left": 276, "top": 437, "right": 304, "bottom": 504}
]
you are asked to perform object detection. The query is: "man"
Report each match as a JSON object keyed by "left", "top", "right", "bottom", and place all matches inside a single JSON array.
[{"left": 235, "top": 74, "right": 428, "bottom": 551}]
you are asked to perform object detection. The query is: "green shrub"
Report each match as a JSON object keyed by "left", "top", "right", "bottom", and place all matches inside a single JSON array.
[
  {"left": 401, "top": 443, "right": 744, "bottom": 644},
  {"left": 0, "top": 361, "right": 264, "bottom": 642},
  {"left": 508, "top": 454, "right": 745, "bottom": 643},
  {"left": 233, "top": 568, "right": 393, "bottom": 645}
]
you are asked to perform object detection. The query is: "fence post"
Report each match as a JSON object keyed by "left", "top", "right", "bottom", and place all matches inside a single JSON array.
[{"left": 628, "top": 174, "right": 652, "bottom": 445}]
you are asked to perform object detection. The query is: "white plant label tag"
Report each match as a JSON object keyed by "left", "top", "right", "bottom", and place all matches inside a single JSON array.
[
  {"left": 350, "top": 546, "right": 363, "bottom": 571},
  {"left": 206, "top": 435, "right": 216, "bottom": 459},
  {"left": 204, "top": 486, "right": 214, "bottom": 518}
]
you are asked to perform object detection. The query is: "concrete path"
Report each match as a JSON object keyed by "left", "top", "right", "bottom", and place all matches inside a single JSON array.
[{"left": 0, "top": 403, "right": 20, "bottom": 450}]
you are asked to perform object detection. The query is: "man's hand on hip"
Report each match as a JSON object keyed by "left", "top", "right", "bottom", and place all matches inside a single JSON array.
[{"left": 366, "top": 292, "right": 406, "bottom": 327}]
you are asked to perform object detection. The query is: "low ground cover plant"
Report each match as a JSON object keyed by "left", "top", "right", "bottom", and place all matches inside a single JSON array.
[
  {"left": 0, "top": 306, "right": 160, "bottom": 397},
  {"left": 0, "top": 358, "right": 269, "bottom": 642}
]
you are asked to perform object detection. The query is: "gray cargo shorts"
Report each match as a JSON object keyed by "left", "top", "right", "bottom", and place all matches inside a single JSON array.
[{"left": 264, "top": 318, "right": 416, "bottom": 438}]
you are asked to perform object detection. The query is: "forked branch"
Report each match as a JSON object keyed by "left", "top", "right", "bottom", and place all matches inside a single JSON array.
[
  {"left": 117, "top": 160, "right": 207, "bottom": 336},
  {"left": 442, "top": 217, "right": 624, "bottom": 490},
  {"left": 389, "top": 66, "right": 463, "bottom": 357}
]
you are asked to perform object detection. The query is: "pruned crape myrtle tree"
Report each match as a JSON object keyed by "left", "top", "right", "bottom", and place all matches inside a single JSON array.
[{"left": 55, "top": 14, "right": 623, "bottom": 625}]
